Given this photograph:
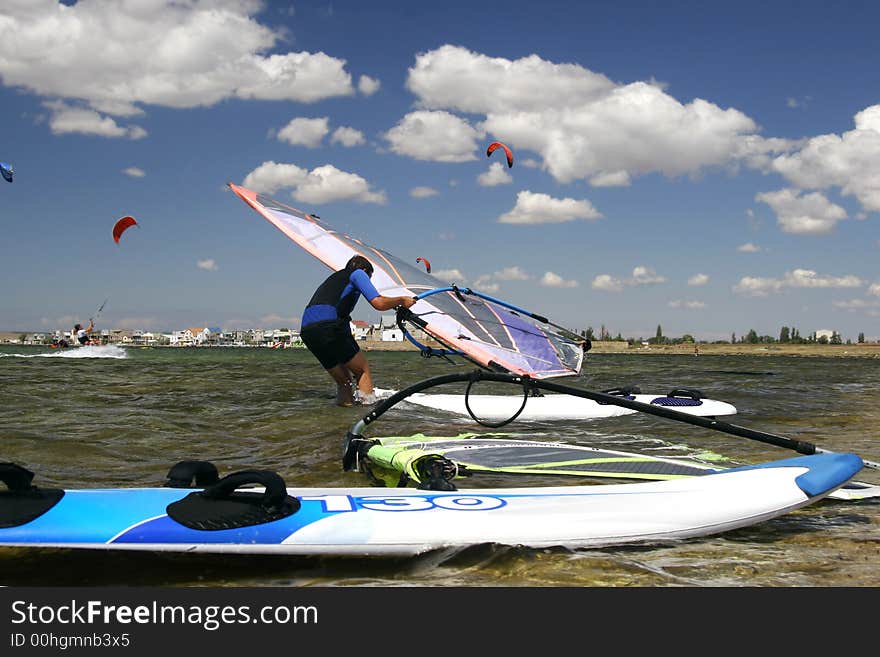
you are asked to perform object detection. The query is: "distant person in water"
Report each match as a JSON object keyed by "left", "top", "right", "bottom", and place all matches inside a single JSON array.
[
  {"left": 300, "top": 255, "right": 417, "bottom": 407},
  {"left": 73, "top": 321, "right": 95, "bottom": 346}
]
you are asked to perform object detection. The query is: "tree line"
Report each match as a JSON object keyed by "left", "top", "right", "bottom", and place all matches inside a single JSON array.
[{"left": 579, "top": 325, "right": 872, "bottom": 346}]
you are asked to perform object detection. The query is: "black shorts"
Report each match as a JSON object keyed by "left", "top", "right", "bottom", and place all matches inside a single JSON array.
[{"left": 300, "top": 320, "right": 360, "bottom": 369}]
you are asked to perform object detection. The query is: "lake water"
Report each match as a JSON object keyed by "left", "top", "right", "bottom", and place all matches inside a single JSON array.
[{"left": 1, "top": 345, "right": 877, "bottom": 587}]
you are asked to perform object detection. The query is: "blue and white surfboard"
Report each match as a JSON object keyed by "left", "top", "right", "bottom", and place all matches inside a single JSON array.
[{"left": 0, "top": 453, "right": 863, "bottom": 556}]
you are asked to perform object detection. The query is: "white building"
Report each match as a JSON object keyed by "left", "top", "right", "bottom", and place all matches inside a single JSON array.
[
  {"left": 170, "top": 327, "right": 211, "bottom": 346},
  {"left": 350, "top": 320, "right": 371, "bottom": 340},
  {"left": 381, "top": 327, "right": 404, "bottom": 342},
  {"left": 377, "top": 314, "right": 403, "bottom": 341}
]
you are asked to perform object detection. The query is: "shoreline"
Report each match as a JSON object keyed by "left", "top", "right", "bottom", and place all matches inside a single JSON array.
[
  {"left": 585, "top": 341, "right": 880, "bottom": 357},
  {"left": 365, "top": 339, "right": 880, "bottom": 357},
  {"left": 3, "top": 338, "right": 878, "bottom": 358},
  {"left": 366, "top": 340, "right": 880, "bottom": 358}
]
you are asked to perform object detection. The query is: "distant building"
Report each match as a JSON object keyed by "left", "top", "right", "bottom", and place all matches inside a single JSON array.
[
  {"left": 350, "top": 320, "right": 371, "bottom": 340},
  {"left": 815, "top": 329, "right": 835, "bottom": 341},
  {"left": 373, "top": 314, "right": 404, "bottom": 341},
  {"left": 170, "top": 327, "right": 209, "bottom": 346},
  {"left": 260, "top": 327, "right": 299, "bottom": 347},
  {"left": 381, "top": 327, "right": 404, "bottom": 342}
]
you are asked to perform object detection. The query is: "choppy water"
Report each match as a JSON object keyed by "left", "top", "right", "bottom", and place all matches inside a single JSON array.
[{"left": 1, "top": 345, "right": 877, "bottom": 586}]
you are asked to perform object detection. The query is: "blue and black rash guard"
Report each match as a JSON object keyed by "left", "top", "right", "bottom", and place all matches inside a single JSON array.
[{"left": 301, "top": 268, "right": 379, "bottom": 329}]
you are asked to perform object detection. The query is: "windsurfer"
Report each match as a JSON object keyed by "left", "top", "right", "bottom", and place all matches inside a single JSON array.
[
  {"left": 73, "top": 321, "right": 95, "bottom": 346},
  {"left": 300, "top": 255, "right": 416, "bottom": 406}
]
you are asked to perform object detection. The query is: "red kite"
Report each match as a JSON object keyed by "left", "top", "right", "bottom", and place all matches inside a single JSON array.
[
  {"left": 113, "top": 216, "right": 138, "bottom": 244},
  {"left": 486, "top": 141, "right": 514, "bottom": 168}
]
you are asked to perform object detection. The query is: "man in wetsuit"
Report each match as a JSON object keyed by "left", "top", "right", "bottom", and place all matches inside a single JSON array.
[{"left": 300, "top": 255, "right": 417, "bottom": 406}]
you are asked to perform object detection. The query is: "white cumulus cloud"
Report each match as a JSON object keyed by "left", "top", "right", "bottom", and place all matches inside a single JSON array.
[
  {"left": 494, "top": 266, "right": 531, "bottom": 281},
  {"left": 403, "top": 45, "right": 791, "bottom": 185},
  {"left": 278, "top": 117, "right": 330, "bottom": 148},
  {"left": 755, "top": 188, "right": 847, "bottom": 235},
  {"left": 630, "top": 266, "right": 666, "bottom": 285},
  {"left": 384, "top": 110, "right": 483, "bottom": 162},
  {"left": 592, "top": 266, "right": 666, "bottom": 291},
  {"left": 540, "top": 272, "right": 579, "bottom": 288},
  {"left": 431, "top": 268, "right": 466, "bottom": 284},
  {"left": 410, "top": 186, "right": 439, "bottom": 198},
  {"left": 330, "top": 126, "right": 365, "bottom": 147},
  {"left": 242, "top": 161, "right": 386, "bottom": 205},
  {"left": 733, "top": 269, "right": 863, "bottom": 297},
  {"left": 592, "top": 274, "right": 624, "bottom": 292},
  {"left": 0, "top": 1, "right": 357, "bottom": 137},
  {"left": 44, "top": 101, "right": 146, "bottom": 139},
  {"left": 358, "top": 75, "right": 381, "bottom": 96},
  {"left": 669, "top": 300, "right": 706, "bottom": 309},
  {"left": 771, "top": 104, "right": 880, "bottom": 212},
  {"left": 477, "top": 162, "right": 513, "bottom": 187},
  {"left": 498, "top": 190, "right": 602, "bottom": 224}
]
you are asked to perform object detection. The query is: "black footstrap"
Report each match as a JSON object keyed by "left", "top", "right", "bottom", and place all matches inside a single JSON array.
[
  {"left": 165, "top": 460, "right": 220, "bottom": 488},
  {"left": 166, "top": 469, "right": 300, "bottom": 531},
  {"left": 597, "top": 385, "right": 641, "bottom": 403},
  {"left": 666, "top": 387, "right": 704, "bottom": 400},
  {"left": 0, "top": 463, "right": 65, "bottom": 529}
]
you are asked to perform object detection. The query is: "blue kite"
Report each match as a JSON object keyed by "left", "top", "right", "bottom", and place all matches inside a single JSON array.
[{"left": 0, "top": 162, "right": 13, "bottom": 183}]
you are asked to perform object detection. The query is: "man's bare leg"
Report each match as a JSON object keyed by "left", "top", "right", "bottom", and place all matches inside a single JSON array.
[
  {"left": 326, "top": 365, "right": 355, "bottom": 406},
  {"left": 344, "top": 351, "right": 374, "bottom": 403}
]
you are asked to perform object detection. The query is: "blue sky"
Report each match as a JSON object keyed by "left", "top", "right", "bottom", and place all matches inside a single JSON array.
[{"left": 1, "top": 0, "right": 878, "bottom": 342}]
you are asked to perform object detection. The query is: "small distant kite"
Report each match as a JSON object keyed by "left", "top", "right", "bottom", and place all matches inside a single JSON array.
[
  {"left": 486, "top": 142, "right": 513, "bottom": 168},
  {"left": 0, "top": 162, "right": 13, "bottom": 183},
  {"left": 416, "top": 257, "right": 432, "bottom": 274},
  {"left": 113, "top": 215, "right": 138, "bottom": 243}
]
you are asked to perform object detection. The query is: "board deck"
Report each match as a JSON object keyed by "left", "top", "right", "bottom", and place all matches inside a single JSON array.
[
  {"left": 374, "top": 388, "right": 737, "bottom": 421},
  {"left": 0, "top": 453, "right": 862, "bottom": 555}
]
